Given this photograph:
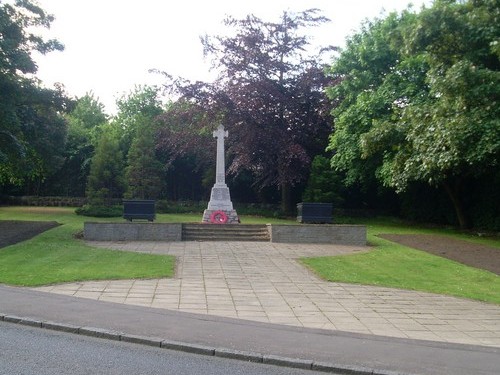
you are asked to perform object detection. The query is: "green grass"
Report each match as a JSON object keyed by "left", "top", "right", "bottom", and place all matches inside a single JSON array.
[
  {"left": 302, "top": 217, "right": 500, "bottom": 305},
  {"left": 0, "top": 206, "right": 175, "bottom": 286},
  {"left": 0, "top": 206, "right": 294, "bottom": 286},
  {"left": 3, "top": 207, "right": 499, "bottom": 304}
]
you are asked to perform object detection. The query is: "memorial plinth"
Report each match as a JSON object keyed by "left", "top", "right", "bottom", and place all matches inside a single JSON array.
[{"left": 202, "top": 124, "right": 239, "bottom": 224}]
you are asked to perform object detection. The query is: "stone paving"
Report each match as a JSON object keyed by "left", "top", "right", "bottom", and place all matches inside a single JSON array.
[{"left": 33, "top": 241, "right": 500, "bottom": 348}]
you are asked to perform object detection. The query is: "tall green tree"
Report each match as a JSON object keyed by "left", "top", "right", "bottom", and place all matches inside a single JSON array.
[
  {"left": 54, "top": 93, "right": 108, "bottom": 196},
  {"left": 112, "top": 86, "right": 165, "bottom": 199},
  {"left": 0, "top": 0, "right": 67, "bottom": 188},
  {"left": 113, "top": 85, "right": 163, "bottom": 154},
  {"left": 326, "top": 0, "right": 500, "bottom": 228},
  {"left": 302, "top": 155, "right": 345, "bottom": 205},
  {"left": 86, "top": 129, "right": 125, "bottom": 206},
  {"left": 125, "top": 125, "right": 164, "bottom": 199},
  {"left": 326, "top": 11, "right": 414, "bottom": 187}
]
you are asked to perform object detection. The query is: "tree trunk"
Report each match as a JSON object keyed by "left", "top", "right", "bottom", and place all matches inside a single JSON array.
[
  {"left": 281, "top": 183, "right": 293, "bottom": 216},
  {"left": 442, "top": 179, "right": 470, "bottom": 229}
]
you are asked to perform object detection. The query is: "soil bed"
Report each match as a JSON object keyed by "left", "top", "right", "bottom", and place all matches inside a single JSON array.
[
  {"left": 0, "top": 220, "right": 60, "bottom": 249},
  {"left": 379, "top": 234, "right": 500, "bottom": 275}
]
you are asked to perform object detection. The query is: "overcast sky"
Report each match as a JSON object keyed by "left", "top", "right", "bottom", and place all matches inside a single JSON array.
[{"left": 33, "top": 0, "right": 431, "bottom": 114}]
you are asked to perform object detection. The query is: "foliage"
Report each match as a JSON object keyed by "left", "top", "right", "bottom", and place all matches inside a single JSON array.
[
  {"left": 302, "top": 155, "right": 344, "bottom": 205},
  {"left": 158, "top": 9, "right": 335, "bottom": 213},
  {"left": 157, "top": 100, "right": 214, "bottom": 168},
  {"left": 0, "top": 0, "right": 67, "bottom": 187},
  {"left": 113, "top": 85, "right": 164, "bottom": 154},
  {"left": 85, "top": 130, "right": 125, "bottom": 206},
  {"left": 75, "top": 204, "right": 122, "bottom": 217},
  {"left": 0, "top": 0, "right": 63, "bottom": 75},
  {"left": 156, "top": 100, "right": 216, "bottom": 201},
  {"left": 326, "top": 0, "right": 500, "bottom": 228},
  {"left": 155, "top": 199, "right": 206, "bottom": 214},
  {"left": 109, "top": 86, "right": 166, "bottom": 199},
  {"left": 326, "top": 10, "right": 415, "bottom": 187},
  {"left": 155, "top": 200, "right": 284, "bottom": 218},
  {"left": 125, "top": 125, "right": 164, "bottom": 199},
  {"left": 51, "top": 93, "right": 108, "bottom": 196}
]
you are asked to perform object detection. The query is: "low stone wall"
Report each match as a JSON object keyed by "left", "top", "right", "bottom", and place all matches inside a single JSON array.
[
  {"left": 84, "top": 222, "right": 366, "bottom": 246},
  {"left": 84, "top": 222, "right": 182, "bottom": 241},
  {"left": 268, "top": 224, "right": 366, "bottom": 246}
]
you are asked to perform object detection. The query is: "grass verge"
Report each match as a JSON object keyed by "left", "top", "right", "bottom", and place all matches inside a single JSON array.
[
  {"left": 0, "top": 207, "right": 175, "bottom": 286},
  {"left": 0, "top": 206, "right": 291, "bottom": 286},
  {"left": 301, "top": 217, "right": 500, "bottom": 305}
]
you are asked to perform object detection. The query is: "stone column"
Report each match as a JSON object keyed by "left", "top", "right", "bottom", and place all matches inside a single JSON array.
[
  {"left": 202, "top": 125, "right": 239, "bottom": 224},
  {"left": 214, "top": 124, "right": 228, "bottom": 186}
]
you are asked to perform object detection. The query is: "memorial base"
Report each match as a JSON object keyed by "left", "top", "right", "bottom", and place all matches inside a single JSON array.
[{"left": 202, "top": 209, "right": 240, "bottom": 224}]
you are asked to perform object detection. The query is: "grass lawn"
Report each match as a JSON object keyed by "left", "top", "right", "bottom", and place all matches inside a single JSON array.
[
  {"left": 1, "top": 207, "right": 499, "bottom": 305},
  {"left": 0, "top": 206, "right": 293, "bottom": 287},
  {"left": 301, "top": 217, "right": 500, "bottom": 305},
  {"left": 0, "top": 206, "right": 175, "bottom": 286}
]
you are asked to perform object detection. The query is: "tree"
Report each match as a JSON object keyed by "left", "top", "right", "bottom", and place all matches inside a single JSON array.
[
  {"left": 113, "top": 85, "right": 164, "bottom": 154},
  {"left": 326, "top": 0, "right": 500, "bottom": 229},
  {"left": 54, "top": 93, "right": 108, "bottom": 196},
  {"left": 159, "top": 9, "right": 334, "bottom": 214},
  {"left": 112, "top": 86, "right": 166, "bottom": 199},
  {"left": 302, "top": 155, "right": 345, "bottom": 205},
  {"left": 326, "top": 11, "right": 414, "bottom": 187},
  {"left": 0, "top": 0, "right": 66, "bottom": 188},
  {"left": 86, "top": 129, "right": 125, "bottom": 206},
  {"left": 125, "top": 125, "right": 164, "bottom": 199},
  {"left": 156, "top": 99, "right": 217, "bottom": 200}
]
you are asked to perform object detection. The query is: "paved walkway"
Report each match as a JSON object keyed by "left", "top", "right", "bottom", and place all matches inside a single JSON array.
[{"left": 33, "top": 241, "right": 500, "bottom": 348}]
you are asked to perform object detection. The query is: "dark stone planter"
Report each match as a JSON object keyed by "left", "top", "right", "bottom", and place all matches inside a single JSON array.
[
  {"left": 297, "top": 203, "right": 333, "bottom": 224},
  {"left": 123, "top": 200, "right": 156, "bottom": 222}
]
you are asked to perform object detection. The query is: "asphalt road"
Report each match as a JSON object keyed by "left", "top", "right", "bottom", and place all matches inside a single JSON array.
[{"left": 0, "top": 321, "right": 329, "bottom": 375}]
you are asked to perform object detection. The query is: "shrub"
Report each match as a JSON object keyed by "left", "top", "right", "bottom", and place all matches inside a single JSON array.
[{"left": 75, "top": 204, "right": 123, "bottom": 217}]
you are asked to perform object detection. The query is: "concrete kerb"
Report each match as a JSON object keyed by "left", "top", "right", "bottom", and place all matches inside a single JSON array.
[{"left": 0, "top": 312, "right": 408, "bottom": 375}]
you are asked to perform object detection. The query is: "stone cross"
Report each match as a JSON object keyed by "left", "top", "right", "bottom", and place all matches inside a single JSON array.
[
  {"left": 213, "top": 124, "right": 228, "bottom": 186},
  {"left": 202, "top": 123, "right": 237, "bottom": 220}
]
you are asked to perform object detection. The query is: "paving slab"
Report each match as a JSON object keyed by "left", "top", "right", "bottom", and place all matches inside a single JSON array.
[
  {"left": 1, "top": 285, "right": 499, "bottom": 375},
  {"left": 30, "top": 240, "right": 500, "bottom": 348}
]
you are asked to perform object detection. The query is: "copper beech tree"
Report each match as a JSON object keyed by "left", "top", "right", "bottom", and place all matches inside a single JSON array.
[{"left": 157, "top": 9, "right": 335, "bottom": 214}]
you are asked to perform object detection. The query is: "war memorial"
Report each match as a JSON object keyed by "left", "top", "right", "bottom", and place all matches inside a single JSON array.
[{"left": 84, "top": 124, "right": 366, "bottom": 245}]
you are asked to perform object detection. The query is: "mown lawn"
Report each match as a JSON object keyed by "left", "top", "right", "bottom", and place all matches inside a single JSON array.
[
  {"left": 0, "top": 207, "right": 175, "bottom": 286},
  {"left": 301, "top": 217, "right": 500, "bottom": 305},
  {"left": 2, "top": 207, "right": 499, "bottom": 305},
  {"left": 0, "top": 206, "right": 293, "bottom": 287}
]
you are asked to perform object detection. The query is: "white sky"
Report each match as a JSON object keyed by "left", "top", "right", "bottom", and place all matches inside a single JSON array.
[{"left": 33, "top": 0, "right": 431, "bottom": 114}]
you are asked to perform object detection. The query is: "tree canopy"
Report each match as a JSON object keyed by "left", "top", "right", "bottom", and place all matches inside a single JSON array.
[
  {"left": 0, "top": 0, "right": 67, "bottom": 187},
  {"left": 158, "top": 9, "right": 334, "bottom": 213},
  {"left": 2, "top": 1, "right": 498, "bottom": 230},
  {"left": 115, "top": 86, "right": 165, "bottom": 200},
  {"left": 326, "top": 0, "right": 500, "bottom": 228},
  {"left": 52, "top": 93, "right": 107, "bottom": 196}
]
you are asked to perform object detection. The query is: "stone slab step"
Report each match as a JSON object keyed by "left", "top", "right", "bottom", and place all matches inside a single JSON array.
[{"left": 182, "top": 224, "right": 270, "bottom": 242}]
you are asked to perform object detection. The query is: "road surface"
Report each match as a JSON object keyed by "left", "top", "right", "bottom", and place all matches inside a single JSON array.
[{"left": 0, "top": 321, "right": 330, "bottom": 375}]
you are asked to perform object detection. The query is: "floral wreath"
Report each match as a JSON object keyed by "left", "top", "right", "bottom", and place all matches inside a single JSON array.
[{"left": 210, "top": 210, "right": 228, "bottom": 224}]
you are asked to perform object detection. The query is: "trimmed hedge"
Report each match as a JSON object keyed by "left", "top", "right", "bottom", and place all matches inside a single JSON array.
[{"left": 75, "top": 205, "right": 123, "bottom": 217}]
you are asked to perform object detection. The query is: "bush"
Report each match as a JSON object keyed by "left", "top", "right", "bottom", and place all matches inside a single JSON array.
[
  {"left": 234, "top": 203, "right": 284, "bottom": 218},
  {"left": 75, "top": 204, "right": 123, "bottom": 217},
  {"left": 155, "top": 200, "right": 206, "bottom": 214}
]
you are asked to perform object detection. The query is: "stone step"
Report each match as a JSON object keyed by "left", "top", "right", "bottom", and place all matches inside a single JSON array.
[{"left": 182, "top": 224, "right": 270, "bottom": 242}]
